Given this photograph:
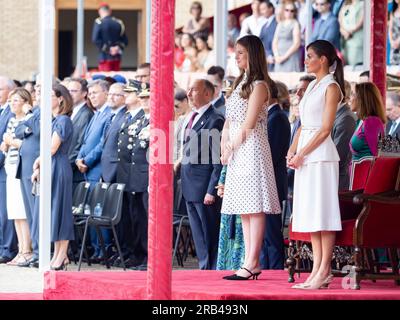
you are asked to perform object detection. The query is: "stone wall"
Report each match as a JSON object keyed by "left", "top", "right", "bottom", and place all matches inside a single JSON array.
[{"left": 0, "top": 0, "right": 40, "bottom": 80}]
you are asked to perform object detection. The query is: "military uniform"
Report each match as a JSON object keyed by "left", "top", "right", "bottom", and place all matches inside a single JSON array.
[
  {"left": 116, "top": 104, "right": 150, "bottom": 267},
  {"left": 92, "top": 15, "right": 128, "bottom": 71}
]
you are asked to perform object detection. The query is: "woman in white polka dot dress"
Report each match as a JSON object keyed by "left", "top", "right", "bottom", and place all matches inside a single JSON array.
[{"left": 221, "top": 35, "right": 281, "bottom": 280}]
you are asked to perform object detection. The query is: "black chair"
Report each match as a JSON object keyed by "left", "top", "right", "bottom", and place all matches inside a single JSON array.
[
  {"left": 72, "top": 181, "right": 91, "bottom": 214},
  {"left": 172, "top": 178, "right": 195, "bottom": 267},
  {"left": 69, "top": 181, "right": 91, "bottom": 264},
  {"left": 78, "top": 183, "right": 126, "bottom": 271},
  {"left": 75, "top": 182, "right": 110, "bottom": 267}
]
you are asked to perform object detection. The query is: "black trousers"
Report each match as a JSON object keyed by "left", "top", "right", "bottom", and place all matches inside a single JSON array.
[{"left": 118, "top": 191, "right": 149, "bottom": 265}]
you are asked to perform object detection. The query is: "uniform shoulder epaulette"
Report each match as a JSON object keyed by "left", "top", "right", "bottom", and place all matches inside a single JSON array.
[
  {"left": 95, "top": 17, "right": 102, "bottom": 24},
  {"left": 112, "top": 17, "right": 126, "bottom": 36}
]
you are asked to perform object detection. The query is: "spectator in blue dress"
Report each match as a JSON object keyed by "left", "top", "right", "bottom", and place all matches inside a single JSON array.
[{"left": 32, "top": 84, "right": 74, "bottom": 270}]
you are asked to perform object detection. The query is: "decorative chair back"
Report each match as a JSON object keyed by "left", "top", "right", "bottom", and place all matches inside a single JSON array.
[{"left": 349, "top": 156, "right": 375, "bottom": 191}]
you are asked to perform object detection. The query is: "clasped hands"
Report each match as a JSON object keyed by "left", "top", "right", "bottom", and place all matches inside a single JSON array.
[
  {"left": 109, "top": 46, "right": 121, "bottom": 56},
  {"left": 286, "top": 151, "right": 304, "bottom": 170}
]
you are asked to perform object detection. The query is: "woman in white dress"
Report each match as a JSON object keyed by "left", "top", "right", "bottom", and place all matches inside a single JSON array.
[
  {"left": 287, "top": 40, "right": 344, "bottom": 290},
  {"left": 0, "top": 88, "right": 33, "bottom": 266},
  {"left": 221, "top": 35, "right": 281, "bottom": 280}
]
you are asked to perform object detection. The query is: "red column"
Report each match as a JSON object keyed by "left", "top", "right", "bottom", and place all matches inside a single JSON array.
[
  {"left": 370, "top": 0, "right": 388, "bottom": 102},
  {"left": 147, "top": 0, "right": 175, "bottom": 300}
]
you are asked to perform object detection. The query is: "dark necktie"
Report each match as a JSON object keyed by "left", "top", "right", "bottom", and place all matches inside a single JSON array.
[
  {"left": 0, "top": 107, "right": 4, "bottom": 116},
  {"left": 104, "top": 113, "right": 116, "bottom": 136},
  {"left": 184, "top": 112, "right": 198, "bottom": 142}
]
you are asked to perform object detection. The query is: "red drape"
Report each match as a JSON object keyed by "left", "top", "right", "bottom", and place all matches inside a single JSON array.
[
  {"left": 370, "top": 0, "right": 387, "bottom": 102},
  {"left": 147, "top": 0, "right": 175, "bottom": 300}
]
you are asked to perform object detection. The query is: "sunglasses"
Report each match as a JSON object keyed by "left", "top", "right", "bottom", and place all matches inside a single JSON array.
[
  {"left": 316, "top": 2, "right": 327, "bottom": 6},
  {"left": 285, "top": 8, "right": 295, "bottom": 12}
]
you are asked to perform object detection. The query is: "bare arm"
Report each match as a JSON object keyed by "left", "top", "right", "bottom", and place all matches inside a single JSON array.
[
  {"left": 350, "top": 10, "right": 364, "bottom": 34},
  {"left": 221, "top": 119, "right": 230, "bottom": 154},
  {"left": 272, "top": 24, "right": 280, "bottom": 58},
  {"left": 51, "top": 131, "right": 62, "bottom": 156},
  {"left": 288, "top": 84, "right": 341, "bottom": 169},
  {"left": 281, "top": 22, "right": 301, "bottom": 62},
  {"left": 339, "top": 6, "right": 350, "bottom": 38},
  {"left": 222, "top": 83, "right": 268, "bottom": 165},
  {"left": 288, "top": 127, "right": 301, "bottom": 156}
]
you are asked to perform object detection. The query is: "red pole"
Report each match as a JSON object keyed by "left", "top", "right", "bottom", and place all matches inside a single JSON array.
[
  {"left": 147, "top": 0, "right": 175, "bottom": 300},
  {"left": 370, "top": 0, "right": 387, "bottom": 102}
]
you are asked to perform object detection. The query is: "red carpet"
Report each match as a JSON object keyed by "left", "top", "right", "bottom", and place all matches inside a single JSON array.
[
  {"left": 43, "top": 270, "right": 400, "bottom": 300},
  {"left": 0, "top": 293, "right": 43, "bottom": 300}
]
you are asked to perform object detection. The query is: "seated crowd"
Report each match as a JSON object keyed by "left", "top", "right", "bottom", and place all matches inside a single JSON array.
[{"left": 176, "top": 0, "right": 400, "bottom": 74}]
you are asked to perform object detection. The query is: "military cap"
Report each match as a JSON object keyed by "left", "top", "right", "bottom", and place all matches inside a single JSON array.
[
  {"left": 138, "top": 82, "right": 150, "bottom": 98},
  {"left": 124, "top": 79, "right": 142, "bottom": 92}
]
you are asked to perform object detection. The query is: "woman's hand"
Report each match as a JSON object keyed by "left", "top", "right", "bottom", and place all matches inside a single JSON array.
[
  {"left": 0, "top": 142, "right": 8, "bottom": 153},
  {"left": 287, "top": 153, "right": 304, "bottom": 169},
  {"left": 221, "top": 142, "right": 233, "bottom": 165},
  {"left": 216, "top": 184, "right": 225, "bottom": 198},
  {"left": 31, "top": 168, "right": 40, "bottom": 183},
  {"left": 22, "top": 103, "right": 33, "bottom": 114},
  {"left": 3, "top": 133, "right": 12, "bottom": 146},
  {"left": 286, "top": 150, "right": 295, "bottom": 167},
  {"left": 33, "top": 157, "right": 40, "bottom": 171}
]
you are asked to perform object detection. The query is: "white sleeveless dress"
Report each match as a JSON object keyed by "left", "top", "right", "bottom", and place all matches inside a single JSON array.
[
  {"left": 221, "top": 74, "right": 281, "bottom": 215},
  {"left": 4, "top": 117, "right": 27, "bottom": 220},
  {"left": 292, "top": 74, "right": 342, "bottom": 232}
]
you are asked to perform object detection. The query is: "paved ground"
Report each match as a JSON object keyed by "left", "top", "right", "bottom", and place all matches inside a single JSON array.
[{"left": 0, "top": 256, "right": 199, "bottom": 293}]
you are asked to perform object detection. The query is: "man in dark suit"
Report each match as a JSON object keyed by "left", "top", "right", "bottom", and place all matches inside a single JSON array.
[
  {"left": 92, "top": 3, "right": 128, "bottom": 71},
  {"left": 206, "top": 66, "right": 226, "bottom": 115},
  {"left": 0, "top": 76, "right": 17, "bottom": 264},
  {"left": 76, "top": 79, "right": 112, "bottom": 261},
  {"left": 67, "top": 78, "right": 94, "bottom": 191},
  {"left": 101, "top": 83, "right": 127, "bottom": 184},
  {"left": 260, "top": 81, "right": 290, "bottom": 270},
  {"left": 311, "top": 0, "right": 340, "bottom": 50},
  {"left": 180, "top": 79, "right": 224, "bottom": 270},
  {"left": 259, "top": 0, "right": 277, "bottom": 71},
  {"left": 116, "top": 83, "right": 150, "bottom": 270},
  {"left": 331, "top": 81, "right": 356, "bottom": 191},
  {"left": 386, "top": 92, "right": 400, "bottom": 138}
]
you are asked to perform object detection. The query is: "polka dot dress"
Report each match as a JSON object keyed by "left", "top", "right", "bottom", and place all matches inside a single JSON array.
[{"left": 221, "top": 74, "right": 281, "bottom": 215}]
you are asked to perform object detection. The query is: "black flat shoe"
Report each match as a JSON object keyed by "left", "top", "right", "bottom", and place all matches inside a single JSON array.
[{"left": 223, "top": 267, "right": 261, "bottom": 280}]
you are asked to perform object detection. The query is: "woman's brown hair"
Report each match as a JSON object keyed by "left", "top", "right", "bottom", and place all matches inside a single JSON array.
[
  {"left": 232, "top": 35, "right": 273, "bottom": 100},
  {"left": 53, "top": 84, "right": 73, "bottom": 117},
  {"left": 355, "top": 82, "right": 387, "bottom": 124},
  {"left": 10, "top": 88, "right": 33, "bottom": 106}
]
